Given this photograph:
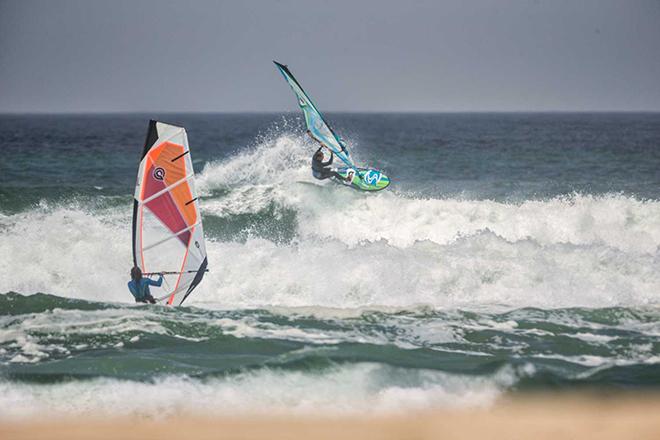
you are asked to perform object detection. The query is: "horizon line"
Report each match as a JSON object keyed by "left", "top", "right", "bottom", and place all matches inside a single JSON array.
[{"left": 2, "top": 109, "right": 660, "bottom": 116}]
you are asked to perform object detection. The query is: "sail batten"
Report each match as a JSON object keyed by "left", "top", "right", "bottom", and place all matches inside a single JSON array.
[
  {"left": 132, "top": 120, "right": 208, "bottom": 305},
  {"left": 139, "top": 173, "right": 195, "bottom": 205},
  {"left": 142, "top": 221, "right": 201, "bottom": 252}
]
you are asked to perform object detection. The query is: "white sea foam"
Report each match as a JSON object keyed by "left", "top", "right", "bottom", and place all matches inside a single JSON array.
[
  {"left": 196, "top": 133, "right": 312, "bottom": 192},
  {"left": 570, "top": 332, "right": 619, "bottom": 344},
  {"left": 1, "top": 203, "right": 660, "bottom": 310},
  {"left": 197, "top": 135, "right": 660, "bottom": 253},
  {"left": 0, "top": 307, "right": 171, "bottom": 363},
  {"left": 1, "top": 134, "right": 660, "bottom": 310},
  {"left": 0, "top": 363, "right": 520, "bottom": 420}
]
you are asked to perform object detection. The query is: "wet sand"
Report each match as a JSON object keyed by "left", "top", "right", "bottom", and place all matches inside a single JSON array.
[{"left": 2, "top": 394, "right": 660, "bottom": 440}]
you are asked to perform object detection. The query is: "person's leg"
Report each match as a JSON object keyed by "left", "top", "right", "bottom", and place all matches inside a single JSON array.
[
  {"left": 318, "top": 169, "right": 350, "bottom": 182},
  {"left": 331, "top": 171, "right": 352, "bottom": 182},
  {"left": 331, "top": 171, "right": 346, "bottom": 181},
  {"left": 145, "top": 294, "right": 156, "bottom": 304},
  {"left": 313, "top": 170, "right": 327, "bottom": 180}
]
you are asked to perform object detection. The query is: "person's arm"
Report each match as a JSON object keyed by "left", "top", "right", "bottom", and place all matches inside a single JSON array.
[
  {"left": 146, "top": 275, "right": 164, "bottom": 287},
  {"left": 322, "top": 152, "right": 333, "bottom": 166}
]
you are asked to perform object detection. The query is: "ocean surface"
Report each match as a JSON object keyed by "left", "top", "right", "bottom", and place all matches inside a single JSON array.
[{"left": 1, "top": 113, "right": 659, "bottom": 419}]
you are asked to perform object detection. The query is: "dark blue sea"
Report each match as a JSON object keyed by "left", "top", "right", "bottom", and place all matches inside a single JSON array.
[{"left": 1, "top": 113, "right": 659, "bottom": 418}]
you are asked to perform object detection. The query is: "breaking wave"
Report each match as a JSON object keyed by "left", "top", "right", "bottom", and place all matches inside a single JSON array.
[{"left": 1, "top": 134, "right": 659, "bottom": 310}]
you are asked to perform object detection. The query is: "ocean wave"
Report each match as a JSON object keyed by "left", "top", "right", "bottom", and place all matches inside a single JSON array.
[
  {"left": 1, "top": 204, "right": 659, "bottom": 309},
  {"left": 1, "top": 134, "right": 659, "bottom": 309},
  {"left": 0, "top": 362, "right": 520, "bottom": 419},
  {"left": 2, "top": 293, "right": 658, "bottom": 377},
  {"left": 195, "top": 134, "right": 660, "bottom": 252}
]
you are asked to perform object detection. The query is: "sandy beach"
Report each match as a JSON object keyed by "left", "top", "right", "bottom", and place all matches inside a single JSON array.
[{"left": 2, "top": 394, "right": 660, "bottom": 440}]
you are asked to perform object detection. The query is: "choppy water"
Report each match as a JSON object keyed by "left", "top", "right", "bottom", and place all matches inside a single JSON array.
[{"left": 1, "top": 113, "right": 659, "bottom": 419}]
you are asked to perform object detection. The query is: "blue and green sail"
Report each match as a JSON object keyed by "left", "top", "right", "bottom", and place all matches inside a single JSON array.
[
  {"left": 273, "top": 61, "right": 354, "bottom": 168},
  {"left": 274, "top": 61, "right": 390, "bottom": 192}
]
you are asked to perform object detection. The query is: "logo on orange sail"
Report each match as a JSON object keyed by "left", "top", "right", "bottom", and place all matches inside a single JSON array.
[{"left": 153, "top": 167, "right": 165, "bottom": 181}]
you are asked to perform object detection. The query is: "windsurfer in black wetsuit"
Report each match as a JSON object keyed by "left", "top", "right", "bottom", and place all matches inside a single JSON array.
[
  {"left": 308, "top": 131, "right": 351, "bottom": 182},
  {"left": 311, "top": 147, "right": 343, "bottom": 180}
]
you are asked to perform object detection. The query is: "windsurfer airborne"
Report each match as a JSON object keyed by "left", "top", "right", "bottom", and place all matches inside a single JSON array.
[{"left": 309, "top": 131, "right": 351, "bottom": 182}]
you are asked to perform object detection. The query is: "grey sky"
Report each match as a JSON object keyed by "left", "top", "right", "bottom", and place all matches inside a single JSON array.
[{"left": 1, "top": 0, "right": 659, "bottom": 112}]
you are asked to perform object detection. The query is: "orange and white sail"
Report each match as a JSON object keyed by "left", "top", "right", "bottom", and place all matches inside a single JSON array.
[{"left": 132, "top": 120, "right": 208, "bottom": 305}]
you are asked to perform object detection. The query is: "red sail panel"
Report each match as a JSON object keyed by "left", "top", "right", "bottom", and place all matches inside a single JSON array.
[{"left": 142, "top": 162, "right": 190, "bottom": 245}]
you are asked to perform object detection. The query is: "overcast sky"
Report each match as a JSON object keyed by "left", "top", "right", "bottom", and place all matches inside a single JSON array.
[{"left": 1, "top": 0, "right": 659, "bottom": 112}]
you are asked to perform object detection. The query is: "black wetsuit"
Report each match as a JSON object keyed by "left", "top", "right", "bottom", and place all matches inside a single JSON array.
[{"left": 311, "top": 148, "right": 342, "bottom": 180}]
